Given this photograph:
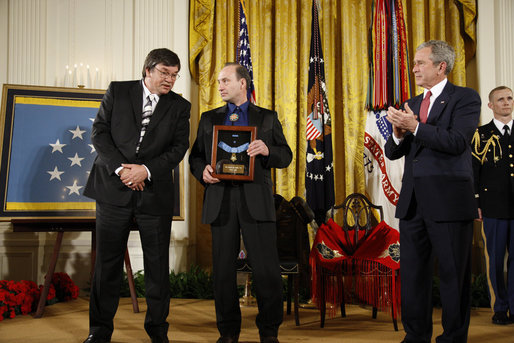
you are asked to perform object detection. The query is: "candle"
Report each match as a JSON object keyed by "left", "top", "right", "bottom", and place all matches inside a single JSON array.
[
  {"left": 63, "top": 65, "right": 69, "bottom": 87},
  {"left": 72, "top": 64, "right": 78, "bottom": 87},
  {"left": 86, "top": 65, "right": 91, "bottom": 88},
  {"left": 95, "top": 68, "right": 100, "bottom": 89},
  {"left": 79, "top": 62, "right": 84, "bottom": 86}
]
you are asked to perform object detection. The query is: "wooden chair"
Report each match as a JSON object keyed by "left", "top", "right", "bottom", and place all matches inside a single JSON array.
[
  {"left": 237, "top": 194, "right": 313, "bottom": 326},
  {"left": 316, "top": 193, "right": 399, "bottom": 330}
]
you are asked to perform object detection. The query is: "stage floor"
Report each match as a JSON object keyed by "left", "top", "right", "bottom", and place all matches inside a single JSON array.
[{"left": 1, "top": 298, "right": 512, "bottom": 342}]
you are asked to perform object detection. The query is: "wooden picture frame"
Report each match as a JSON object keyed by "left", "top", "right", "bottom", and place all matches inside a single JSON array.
[
  {"left": 0, "top": 84, "right": 184, "bottom": 221},
  {"left": 211, "top": 125, "right": 256, "bottom": 181}
]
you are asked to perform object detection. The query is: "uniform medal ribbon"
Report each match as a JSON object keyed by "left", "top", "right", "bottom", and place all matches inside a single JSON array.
[{"left": 218, "top": 141, "right": 249, "bottom": 162}]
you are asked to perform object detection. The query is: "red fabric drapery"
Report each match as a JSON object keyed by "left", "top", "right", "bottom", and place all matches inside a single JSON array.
[{"left": 310, "top": 219, "right": 400, "bottom": 317}]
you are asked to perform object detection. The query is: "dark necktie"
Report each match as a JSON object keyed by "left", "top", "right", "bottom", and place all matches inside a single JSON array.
[
  {"left": 503, "top": 124, "right": 510, "bottom": 138},
  {"left": 136, "top": 95, "right": 153, "bottom": 154},
  {"left": 419, "top": 90, "right": 432, "bottom": 123}
]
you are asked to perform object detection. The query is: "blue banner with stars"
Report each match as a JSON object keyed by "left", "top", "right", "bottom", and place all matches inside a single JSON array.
[{"left": 5, "top": 96, "right": 99, "bottom": 211}]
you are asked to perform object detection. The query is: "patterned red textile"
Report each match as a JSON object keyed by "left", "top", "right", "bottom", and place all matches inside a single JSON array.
[{"left": 310, "top": 219, "right": 400, "bottom": 317}]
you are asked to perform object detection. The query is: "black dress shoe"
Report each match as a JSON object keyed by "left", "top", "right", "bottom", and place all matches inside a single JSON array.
[
  {"left": 260, "top": 337, "right": 279, "bottom": 343},
  {"left": 82, "top": 334, "right": 110, "bottom": 343},
  {"left": 492, "top": 311, "right": 509, "bottom": 325},
  {"left": 216, "top": 335, "right": 239, "bottom": 343},
  {"left": 150, "top": 335, "right": 169, "bottom": 343}
]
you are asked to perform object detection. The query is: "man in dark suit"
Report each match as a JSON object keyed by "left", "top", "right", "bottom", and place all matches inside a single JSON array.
[
  {"left": 83, "top": 48, "right": 190, "bottom": 343},
  {"left": 385, "top": 40, "right": 481, "bottom": 343},
  {"left": 189, "top": 63, "right": 292, "bottom": 343},
  {"left": 472, "top": 86, "right": 514, "bottom": 325}
]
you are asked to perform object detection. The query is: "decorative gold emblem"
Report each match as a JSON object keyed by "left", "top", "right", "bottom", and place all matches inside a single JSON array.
[{"left": 471, "top": 129, "right": 502, "bottom": 165}]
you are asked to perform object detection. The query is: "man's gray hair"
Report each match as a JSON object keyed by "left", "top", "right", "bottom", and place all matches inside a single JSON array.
[{"left": 417, "top": 40, "right": 455, "bottom": 75}]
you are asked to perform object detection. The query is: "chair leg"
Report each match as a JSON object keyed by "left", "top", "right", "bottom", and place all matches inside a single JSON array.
[
  {"left": 391, "top": 273, "right": 399, "bottom": 331},
  {"left": 293, "top": 274, "right": 300, "bottom": 326},
  {"left": 320, "top": 273, "right": 326, "bottom": 328},
  {"left": 340, "top": 274, "right": 346, "bottom": 318},
  {"left": 287, "top": 274, "right": 292, "bottom": 315},
  {"left": 372, "top": 307, "right": 377, "bottom": 319},
  {"left": 392, "top": 302, "right": 398, "bottom": 331}
]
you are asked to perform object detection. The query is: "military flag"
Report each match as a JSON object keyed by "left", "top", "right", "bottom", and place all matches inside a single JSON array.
[{"left": 363, "top": 0, "right": 412, "bottom": 229}]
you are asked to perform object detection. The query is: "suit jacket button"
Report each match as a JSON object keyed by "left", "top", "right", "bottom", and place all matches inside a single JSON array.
[
  {"left": 413, "top": 159, "right": 418, "bottom": 163},
  {"left": 511, "top": 173, "right": 514, "bottom": 177}
]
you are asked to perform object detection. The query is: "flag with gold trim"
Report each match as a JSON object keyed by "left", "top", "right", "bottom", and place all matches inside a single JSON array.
[
  {"left": 305, "top": 0, "right": 335, "bottom": 224},
  {"left": 236, "top": 0, "right": 256, "bottom": 103}
]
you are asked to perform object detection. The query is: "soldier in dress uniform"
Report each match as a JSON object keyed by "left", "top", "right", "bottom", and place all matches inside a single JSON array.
[{"left": 471, "top": 85, "right": 514, "bottom": 325}]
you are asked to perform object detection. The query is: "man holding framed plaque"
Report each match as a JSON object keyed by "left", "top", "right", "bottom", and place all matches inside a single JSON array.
[{"left": 189, "top": 63, "right": 292, "bottom": 343}]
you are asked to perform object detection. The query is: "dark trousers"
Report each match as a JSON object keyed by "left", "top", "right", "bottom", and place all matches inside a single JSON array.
[
  {"left": 482, "top": 217, "right": 514, "bottom": 313},
  {"left": 89, "top": 201, "right": 172, "bottom": 339},
  {"left": 211, "top": 186, "right": 283, "bottom": 338},
  {"left": 400, "top": 197, "right": 473, "bottom": 343}
]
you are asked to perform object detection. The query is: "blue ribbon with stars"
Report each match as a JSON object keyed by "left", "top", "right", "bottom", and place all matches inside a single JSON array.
[{"left": 218, "top": 141, "right": 249, "bottom": 153}]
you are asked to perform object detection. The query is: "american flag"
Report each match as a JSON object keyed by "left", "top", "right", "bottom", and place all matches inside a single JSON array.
[
  {"left": 305, "top": 0, "right": 335, "bottom": 224},
  {"left": 237, "top": 0, "right": 256, "bottom": 103}
]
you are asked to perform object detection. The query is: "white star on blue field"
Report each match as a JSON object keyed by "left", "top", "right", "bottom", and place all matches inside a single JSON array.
[{"left": 7, "top": 102, "right": 97, "bottom": 203}]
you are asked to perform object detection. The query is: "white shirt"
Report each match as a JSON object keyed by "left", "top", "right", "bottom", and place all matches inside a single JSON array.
[
  {"left": 115, "top": 79, "right": 157, "bottom": 180},
  {"left": 493, "top": 118, "right": 513, "bottom": 135},
  {"left": 142, "top": 79, "right": 159, "bottom": 112}
]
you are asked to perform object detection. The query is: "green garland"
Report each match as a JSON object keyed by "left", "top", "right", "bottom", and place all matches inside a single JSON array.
[{"left": 119, "top": 266, "right": 490, "bottom": 308}]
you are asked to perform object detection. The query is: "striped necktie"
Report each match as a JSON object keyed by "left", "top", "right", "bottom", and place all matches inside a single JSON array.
[{"left": 136, "top": 95, "right": 153, "bottom": 154}]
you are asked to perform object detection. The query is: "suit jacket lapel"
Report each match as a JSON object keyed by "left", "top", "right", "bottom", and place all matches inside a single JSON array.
[
  {"left": 427, "top": 84, "right": 452, "bottom": 124},
  {"left": 146, "top": 93, "right": 172, "bottom": 133},
  {"left": 213, "top": 106, "right": 227, "bottom": 126},
  {"left": 130, "top": 82, "right": 144, "bottom": 129},
  {"left": 248, "top": 103, "right": 262, "bottom": 127},
  {"left": 410, "top": 94, "right": 423, "bottom": 120}
]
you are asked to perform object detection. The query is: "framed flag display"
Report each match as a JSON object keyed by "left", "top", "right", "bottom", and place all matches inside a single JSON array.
[
  {"left": 211, "top": 125, "right": 256, "bottom": 181},
  {"left": 0, "top": 84, "right": 184, "bottom": 220}
]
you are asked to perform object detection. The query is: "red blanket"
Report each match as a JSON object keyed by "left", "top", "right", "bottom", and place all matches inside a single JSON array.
[{"left": 310, "top": 219, "right": 400, "bottom": 317}]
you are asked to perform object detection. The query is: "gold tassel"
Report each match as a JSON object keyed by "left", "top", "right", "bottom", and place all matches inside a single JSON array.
[{"left": 471, "top": 129, "right": 502, "bottom": 165}]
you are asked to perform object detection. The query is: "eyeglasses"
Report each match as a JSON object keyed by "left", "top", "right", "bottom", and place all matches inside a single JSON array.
[{"left": 154, "top": 67, "right": 180, "bottom": 80}]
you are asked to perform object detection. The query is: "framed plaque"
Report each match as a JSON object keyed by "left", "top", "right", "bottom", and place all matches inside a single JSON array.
[{"left": 211, "top": 125, "right": 257, "bottom": 181}]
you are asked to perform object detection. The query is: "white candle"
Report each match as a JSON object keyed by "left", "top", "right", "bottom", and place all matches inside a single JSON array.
[
  {"left": 86, "top": 65, "right": 91, "bottom": 88},
  {"left": 72, "top": 64, "right": 78, "bottom": 87},
  {"left": 95, "top": 68, "right": 100, "bottom": 89},
  {"left": 79, "top": 62, "right": 84, "bottom": 86},
  {"left": 63, "top": 65, "right": 69, "bottom": 87}
]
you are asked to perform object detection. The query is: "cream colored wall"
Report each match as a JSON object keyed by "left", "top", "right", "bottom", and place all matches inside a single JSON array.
[
  {"left": 477, "top": 0, "right": 514, "bottom": 124},
  {"left": 0, "top": 0, "right": 192, "bottom": 291}
]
